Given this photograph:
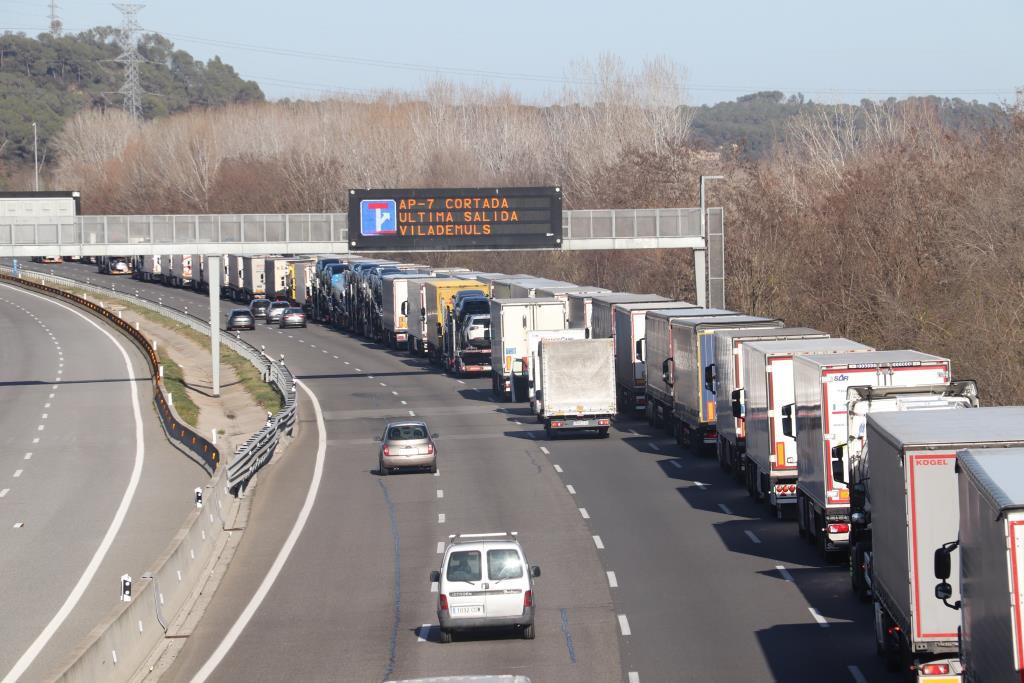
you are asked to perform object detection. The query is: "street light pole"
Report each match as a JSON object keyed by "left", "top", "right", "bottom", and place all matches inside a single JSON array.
[{"left": 32, "top": 122, "right": 39, "bottom": 191}]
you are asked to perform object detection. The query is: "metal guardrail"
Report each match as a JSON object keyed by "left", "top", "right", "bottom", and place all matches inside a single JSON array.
[{"left": 0, "top": 265, "right": 295, "bottom": 493}]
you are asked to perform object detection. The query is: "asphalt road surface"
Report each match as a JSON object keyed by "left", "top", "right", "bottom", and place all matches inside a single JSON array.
[
  {"left": 15, "top": 261, "right": 901, "bottom": 682},
  {"left": 0, "top": 278, "right": 210, "bottom": 682}
]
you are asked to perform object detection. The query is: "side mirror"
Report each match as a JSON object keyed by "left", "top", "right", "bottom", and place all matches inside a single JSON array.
[
  {"left": 531, "top": 565, "right": 541, "bottom": 578},
  {"left": 662, "top": 358, "right": 674, "bottom": 386},
  {"left": 781, "top": 403, "right": 795, "bottom": 438},
  {"left": 831, "top": 444, "right": 846, "bottom": 484},
  {"left": 430, "top": 570, "right": 440, "bottom": 583},
  {"left": 635, "top": 339, "right": 643, "bottom": 361},
  {"left": 934, "top": 546, "right": 952, "bottom": 580},
  {"left": 431, "top": 433, "right": 439, "bottom": 439},
  {"left": 374, "top": 435, "right": 382, "bottom": 442},
  {"left": 731, "top": 389, "right": 743, "bottom": 418},
  {"left": 401, "top": 301, "right": 408, "bottom": 315},
  {"left": 704, "top": 363, "right": 715, "bottom": 392}
]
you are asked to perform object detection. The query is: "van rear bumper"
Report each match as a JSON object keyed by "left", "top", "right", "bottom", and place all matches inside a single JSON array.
[{"left": 438, "top": 606, "right": 534, "bottom": 630}]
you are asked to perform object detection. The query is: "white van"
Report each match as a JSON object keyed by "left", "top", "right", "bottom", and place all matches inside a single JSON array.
[{"left": 430, "top": 532, "right": 541, "bottom": 642}]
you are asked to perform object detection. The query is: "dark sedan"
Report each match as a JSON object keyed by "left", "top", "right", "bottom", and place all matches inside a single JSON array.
[{"left": 226, "top": 308, "right": 255, "bottom": 331}]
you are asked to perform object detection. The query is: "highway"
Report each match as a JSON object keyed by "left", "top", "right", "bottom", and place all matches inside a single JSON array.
[
  {"left": 0, "top": 279, "right": 210, "bottom": 682},
  {"left": 19, "top": 261, "right": 899, "bottom": 682}
]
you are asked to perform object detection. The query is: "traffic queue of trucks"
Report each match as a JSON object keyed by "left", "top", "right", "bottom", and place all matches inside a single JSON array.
[{"left": 90, "top": 250, "right": 1024, "bottom": 680}]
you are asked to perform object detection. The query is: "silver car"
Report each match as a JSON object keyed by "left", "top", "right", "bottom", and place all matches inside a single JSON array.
[
  {"left": 266, "top": 300, "right": 289, "bottom": 324},
  {"left": 378, "top": 421, "right": 438, "bottom": 475}
]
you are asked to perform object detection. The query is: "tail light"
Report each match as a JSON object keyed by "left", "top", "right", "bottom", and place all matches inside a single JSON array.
[
  {"left": 382, "top": 445, "right": 390, "bottom": 456},
  {"left": 426, "top": 443, "right": 434, "bottom": 454},
  {"left": 920, "top": 663, "right": 949, "bottom": 675},
  {"left": 439, "top": 594, "right": 449, "bottom": 611},
  {"left": 828, "top": 523, "right": 850, "bottom": 534},
  {"left": 523, "top": 590, "right": 533, "bottom": 608},
  {"left": 552, "top": 421, "right": 563, "bottom": 428},
  {"left": 598, "top": 419, "right": 609, "bottom": 426}
]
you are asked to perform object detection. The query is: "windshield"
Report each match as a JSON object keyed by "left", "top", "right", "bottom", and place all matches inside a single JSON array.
[
  {"left": 487, "top": 549, "right": 524, "bottom": 580},
  {"left": 387, "top": 424, "right": 427, "bottom": 440},
  {"left": 447, "top": 550, "right": 482, "bottom": 582}
]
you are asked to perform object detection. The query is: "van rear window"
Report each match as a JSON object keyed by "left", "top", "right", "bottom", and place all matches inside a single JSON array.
[
  {"left": 446, "top": 551, "right": 481, "bottom": 582},
  {"left": 487, "top": 549, "right": 523, "bottom": 580}
]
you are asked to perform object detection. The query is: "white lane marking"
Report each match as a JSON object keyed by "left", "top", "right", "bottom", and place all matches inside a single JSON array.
[
  {"left": 355, "top": 368, "right": 361, "bottom": 372},
  {"left": 12, "top": 522, "right": 23, "bottom": 529},
  {"left": 12, "top": 470, "right": 22, "bottom": 478},
  {"left": 456, "top": 379, "right": 465, "bottom": 384},
  {"left": 417, "top": 624, "right": 433, "bottom": 642},
  {"left": 188, "top": 379, "right": 326, "bottom": 683},
  {"left": 808, "top": 607, "right": 829, "bottom": 628},
  {"left": 526, "top": 432, "right": 535, "bottom": 439},
  {"left": 618, "top": 614, "right": 632, "bottom": 636},
  {"left": 847, "top": 665, "right": 867, "bottom": 683},
  {"left": 628, "top": 673, "right": 640, "bottom": 683},
  {"left": 368, "top": 375, "right": 375, "bottom": 380},
  {"left": 669, "top": 460, "right": 682, "bottom": 469},
  {"left": 44, "top": 403, "right": 50, "bottom": 409},
  {"left": 32, "top": 438, "right": 39, "bottom": 444},
  {"left": 344, "top": 361, "right": 350, "bottom": 365},
  {"left": 745, "top": 530, "right": 762, "bottom": 544},
  {"left": 579, "top": 508, "right": 590, "bottom": 519},
  {"left": 322, "top": 350, "right": 327, "bottom": 354},
  {"left": 430, "top": 582, "right": 438, "bottom": 593},
  {"left": 776, "top": 565, "right": 795, "bottom": 583},
  {"left": 553, "top": 464, "right": 563, "bottom": 473},
  {"left": 717, "top": 503, "right": 733, "bottom": 515},
  {"left": 648, "top": 441, "right": 661, "bottom": 451},
  {"left": 539, "top": 446, "right": 550, "bottom": 455},
  {"left": 694, "top": 481, "right": 708, "bottom": 489},
  {"left": 37, "top": 425, "right": 44, "bottom": 431},
  {"left": 309, "top": 344, "right": 316, "bottom": 348},
  {"left": 0, "top": 283, "right": 147, "bottom": 683},
  {"left": 607, "top": 571, "right": 618, "bottom": 588},
  {"left": 438, "top": 513, "right": 445, "bottom": 524},
  {"left": 436, "top": 542, "right": 445, "bottom": 554},
  {"left": 51, "top": 385, "right": 57, "bottom": 390},
  {"left": 436, "top": 489, "right": 444, "bottom": 499},
  {"left": 41, "top": 414, "right": 48, "bottom": 419},
  {"left": 593, "top": 535, "right": 604, "bottom": 549},
  {"left": 566, "top": 484, "right": 576, "bottom": 495},
  {"left": 391, "top": 391, "right": 398, "bottom": 396},
  {"left": 23, "top": 453, "right": 31, "bottom": 461},
  {"left": 287, "top": 335, "right": 293, "bottom": 338},
  {"left": 298, "top": 339, "right": 305, "bottom": 343},
  {"left": 408, "top": 410, "right": 416, "bottom": 416},
  {"left": 48, "top": 393, "right": 54, "bottom": 399},
  {"left": 0, "top": 489, "right": 8, "bottom": 498},
  {"left": 379, "top": 382, "right": 386, "bottom": 387},
  {"left": 333, "top": 355, "right": 339, "bottom": 359},
  {"left": 400, "top": 400, "right": 407, "bottom": 405},
  {"left": 433, "top": 468, "right": 440, "bottom": 477}
]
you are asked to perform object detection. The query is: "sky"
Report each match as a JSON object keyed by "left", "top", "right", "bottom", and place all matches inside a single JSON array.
[{"left": 1, "top": 0, "right": 1021, "bottom": 107}]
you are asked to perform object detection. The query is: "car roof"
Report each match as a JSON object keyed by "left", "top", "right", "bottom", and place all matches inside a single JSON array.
[
  {"left": 385, "top": 420, "right": 428, "bottom": 429},
  {"left": 229, "top": 308, "right": 251, "bottom": 314}
]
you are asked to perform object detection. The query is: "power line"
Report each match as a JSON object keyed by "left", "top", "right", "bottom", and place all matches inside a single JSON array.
[{"left": 113, "top": 3, "right": 144, "bottom": 119}]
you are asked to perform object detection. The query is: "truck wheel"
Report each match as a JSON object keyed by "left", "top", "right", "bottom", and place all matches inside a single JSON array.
[
  {"left": 522, "top": 623, "right": 535, "bottom": 640},
  {"left": 597, "top": 428, "right": 609, "bottom": 439},
  {"left": 440, "top": 628, "right": 452, "bottom": 644},
  {"left": 546, "top": 426, "right": 556, "bottom": 440}
]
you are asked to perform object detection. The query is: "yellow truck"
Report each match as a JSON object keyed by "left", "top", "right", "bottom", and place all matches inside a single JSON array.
[{"left": 422, "top": 279, "right": 487, "bottom": 362}]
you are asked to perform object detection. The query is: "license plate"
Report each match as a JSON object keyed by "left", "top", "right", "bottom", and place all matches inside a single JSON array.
[
  {"left": 573, "top": 420, "right": 590, "bottom": 426},
  {"left": 450, "top": 605, "right": 484, "bottom": 616}
]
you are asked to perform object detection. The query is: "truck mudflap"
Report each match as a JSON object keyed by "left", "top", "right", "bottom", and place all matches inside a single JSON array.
[{"left": 548, "top": 417, "right": 611, "bottom": 430}]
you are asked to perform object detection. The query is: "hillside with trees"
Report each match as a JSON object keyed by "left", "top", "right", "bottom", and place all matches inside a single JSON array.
[{"left": 0, "top": 28, "right": 263, "bottom": 170}]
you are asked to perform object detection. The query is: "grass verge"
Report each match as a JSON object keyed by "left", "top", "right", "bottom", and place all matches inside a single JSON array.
[{"left": 161, "top": 355, "right": 200, "bottom": 426}]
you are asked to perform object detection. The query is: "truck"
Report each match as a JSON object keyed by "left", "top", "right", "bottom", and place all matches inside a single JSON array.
[
  {"left": 287, "top": 258, "right": 317, "bottom": 309},
  {"left": 667, "top": 314, "right": 784, "bottom": 451},
  {"left": 265, "top": 257, "right": 292, "bottom": 300},
  {"left": 420, "top": 279, "right": 486, "bottom": 361},
  {"left": 242, "top": 256, "right": 268, "bottom": 302},
  {"left": 96, "top": 256, "right": 132, "bottom": 275},
  {"left": 790, "top": 350, "right": 952, "bottom": 558},
  {"left": 405, "top": 277, "right": 437, "bottom": 356},
  {"left": 508, "top": 278, "right": 573, "bottom": 299},
  {"left": 382, "top": 273, "right": 436, "bottom": 350},
  {"left": 441, "top": 292, "right": 492, "bottom": 375},
  {"left": 227, "top": 254, "right": 246, "bottom": 300},
  {"left": 845, "top": 382, "right": 979, "bottom": 599},
  {"left": 942, "top": 447, "right": 1024, "bottom": 683},
  {"left": 591, "top": 293, "right": 672, "bottom": 341},
  {"left": 612, "top": 301, "right": 696, "bottom": 414},
  {"left": 527, "top": 328, "right": 587, "bottom": 418},
  {"left": 133, "top": 255, "right": 162, "bottom": 283},
  {"left": 538, "top": 338, "right": 616, "bottom": 439},
  {"left": 490, "top": 275, "right": 539, "bottom": 299},
  {"left": 740, "top": 338, "right": 872, "bottom": 515},
  {"left": 714, "top": 328, "right": 829, "bottom": 476},
  {"left": 159, "top": 254, "right": 173, "bottom": 285},
  {"left": 863, "top": 408, "right": 1024, "bottom": 678},
  {"left": 567, "top": 290, "right": 611, "bottom": 334},
  {"left": 535, "top": 285, "right": 611, "bottom": 327},
  {"left": 490, "top": 298, "right": 566, "bottom": 401}
]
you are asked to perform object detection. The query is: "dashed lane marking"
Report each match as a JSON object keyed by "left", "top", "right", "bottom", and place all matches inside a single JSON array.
[
  {"left": 607, "top": 571, "right": 618, "bottom": 588},
  {"left": 417, "top": 624, "right": 432, "bottom": 643},
  {"left": 553, "top": 464, "right": 563, "bottom": 473},
  {"left": 408, "top": 410, "right": 416, "bottom": 416},
  {"left": 436, "top": 489, "right": 443, "bottom": 499},
  {"left": 379, "top": 382, "right": 387, "bottom": 387},
  {"left": 847, "top": 665, "right": 867, "bottom": 683},
  {"left": 669, "top": 460, "right": 682, "bottom": 469},
  {"left": 392, "top": 391, "right": 398, "bottom": 396},
  {"left": 618, "top": 614, "right": 632, "bottom": 636},
  {"left": 400, "top": 400, "right": 407, "bottom": 405},
  {"left": 333, "top": 355, "right": 339, "bottom": 359},
  {"left": 438, "top": 513, "right": 445, "bottom": 524},
  {"left": 23, "top": 453, "right": 31, "bottom": 460},
  {"left": 0, "top": 489, "right": 9, "bottom": 498},
  {"left": 457, "top": 379, "right": 465, "bottom": 384},
  {"left": 579, "top": 508, "right": 589, "bottom": 519},
  {"left": 593, "top": 535, "right": 604, "bottom": 549},
  {"left": 694, "top": 481, "right": 708, "bottom": 490},
  {"left": 809, "top": 607, "right": 829, "bottom": 628},
  {"left": 776, "top": 565, "right": 795, "bottom": 582},
  {"left": 13, "top": 470, "right": 22, "bottom": 478},
  {"left": 649, "top": 441, "right": 661, "bottom": 451},
  {"left": 436, "top": 542, "right": 445, "bottom": 554},
  {"left": 628, "top": 673, "right": 640, "bottom": 683},
  {"left": 717, "top": 503, "right": 733, "bottom": 515},
  {"left": 566, "top": 484, "right": 576, "bottom": 495},
  {"left": 745, "top": 530, "right": 762, "bottom": 544},
  {"left": 430, "top": 582, "right": 438, "bottom": 593},
  {"left": 540, "top": 446, "right": 550, "bottom": 455}
]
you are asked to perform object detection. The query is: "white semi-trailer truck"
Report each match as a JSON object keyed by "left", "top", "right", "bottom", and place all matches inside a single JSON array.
[
  {"left": 490, "top": 298, "right": 566, "bottom": 401},
  {"left": 612, "top": 301, "right": 695, "bottom": 414},
  {"left": 790, "top": 350, "right": 952, "bottom": 558},
  {"left": 864, "top": 408, "right": 1024, "bottom": 679},
  {"left": 940, "top": 448, "right": 1024, "bottom": 683},
  {"left": 538, "top": 337, "right": 616, "bottom": 439}
]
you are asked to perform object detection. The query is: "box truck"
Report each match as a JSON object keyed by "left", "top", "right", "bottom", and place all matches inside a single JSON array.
[
  {"left": 242, "top": 256, "right": 268, "bottom": 302},
  {"left": 489, "top": 275, "right": 536, "bottom": 299},
  {"left": 382, "top": 274, "right": 434, "bottom": 349},
  {"left": 422, "top": 279, "right": 487, "bottom": 362},
  {"left": 612, "top": 301, "right": 696, "bottom": 413},
  {"left": 264, "top": 257, "right": 292, "bottom": 300},
  {"left": 941, "top": 448, "right": 1024, "bottom": 683},
  {"left": 740, "top": 338, "right": 872, "bottom": 515},
  {"left": 864, "top": 408, "right": 1024, "bottom": 678},
  {"left": 567, "top": 290, "right": 618, "bottom": 334},
  {"left": 791, "top": 350, "right": 952, "bottom": 557},
  {"left": 490, "top": 298, "right": 566, "bottom": 401},
  {"left": 527, "top": 328, "right": 588, "bottom": 418},
  {"left": 590, "top": 293, "right": 671, "bottom": 341},
  {"left": 538, "top": 338, "right": 616, "bottom": 438}
]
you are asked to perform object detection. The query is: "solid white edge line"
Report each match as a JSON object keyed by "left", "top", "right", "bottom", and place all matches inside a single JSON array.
[
  {"left": 617, "top": 614, "right": 632, "bottom": 636},
  {"left": 1, "top": 284, "right": 146, "bottom": 683},
  {"left": 189, "top": 378, "right": 327, "bottom": 683}
]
